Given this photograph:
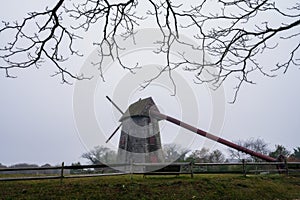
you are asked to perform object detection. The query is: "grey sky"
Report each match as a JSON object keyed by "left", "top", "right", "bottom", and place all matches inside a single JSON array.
[{"left": 0, "top": 0, "right": 299, "bottom": 166}]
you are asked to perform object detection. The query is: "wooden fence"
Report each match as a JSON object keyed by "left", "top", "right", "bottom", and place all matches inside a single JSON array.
[{"left": 0, "top": 161, "right": 299, "bottom": 181}]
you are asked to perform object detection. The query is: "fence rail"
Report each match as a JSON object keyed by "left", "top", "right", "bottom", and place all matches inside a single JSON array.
[{"left": 0, "top": 161, "right": 299, "bottom": 181}]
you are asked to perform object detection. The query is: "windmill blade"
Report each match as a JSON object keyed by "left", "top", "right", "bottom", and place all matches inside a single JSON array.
[
  {"left": 149, "top": 110, "right": 277, "bottom": 162},
  {"left": 106, "top": 96, "right": 124, "bottom": 114},
  {"left": 106, "top": 123, "right": 122, "bottom": 143},
  {"left": 105, "top": 96, "right": 125, "bottom": 143}
]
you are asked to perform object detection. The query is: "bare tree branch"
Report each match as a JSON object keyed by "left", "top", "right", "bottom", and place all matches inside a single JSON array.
[
  {"left": 1, "top": 0, "right": 299, "bottom": 101},
  {"left": 0, "top": 0, "right": 89, "bottom": 83}
]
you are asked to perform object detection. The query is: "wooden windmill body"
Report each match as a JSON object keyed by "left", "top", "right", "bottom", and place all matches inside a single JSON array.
[{"left": 117, "top": 97, "right": 164, "bottom": 172}]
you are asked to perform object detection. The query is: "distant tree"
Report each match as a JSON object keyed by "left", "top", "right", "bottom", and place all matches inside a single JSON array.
[
  {"left": 9, "top": 163, "right": 39, "bottom": 175},
  {"left": 40, "top": 163, "right": 63, "bottom": 175},
  {"left": 10, "top": 163, "right": 39, "bottom": 168},
  {"left": 71, "top": 162, "right": 81, "bottom": 166},
  {"left": 41, "top": 163, "right": 52, "bottom": 168},
  {"left": 70, "top": 162, "right": 83, "bottom": 174},
  {"left": 269, "top": 144, "right": 290, "bottom": 159},
  {"left": 228, "top": 138, "right": 270, "bottom": 162},
  {"left": 290, "top": 147, "right": 300, "bottom": 161},
  {"left": 186, "top": 148, "right": 210, "bottom": 163},
  {"left": 208, "top": 150, "right": 226, "bottom": 163},
  {"left": 82, "top": 146, "right": 117, "bottom": 164},
  {"left": 0, "top": 163, "right": 7, "bottom": 168},
  {"left": 187, "top": 148, "right": 225, "bottom": 163},
  {"left": 163, "top": 143, "right": 190, "bottom": 162}
]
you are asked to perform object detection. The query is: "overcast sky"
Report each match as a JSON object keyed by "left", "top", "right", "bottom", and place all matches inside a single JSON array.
[{"left": 0, "top": 1, "right": 299, "bottom": 166}]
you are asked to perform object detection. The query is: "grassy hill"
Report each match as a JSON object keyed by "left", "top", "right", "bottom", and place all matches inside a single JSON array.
[{"left": 0, "top": 174, "right": 299, "bottom": 199}]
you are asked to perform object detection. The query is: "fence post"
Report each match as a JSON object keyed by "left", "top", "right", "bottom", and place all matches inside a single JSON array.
[
  {"left": 190, "top": 162, "right": 194, "bottom": 178},
  {"left": 284, "top": 159, "right": 289, "bottom": 176},
  {"left": 60, "top": 162, "right": 64, "bottom": 183},
  {"left": 242, "top": 159, "right": 246, "bottom": 176},
  {"left": 130, "top": 159, "right": 133, "bottom": 181}
]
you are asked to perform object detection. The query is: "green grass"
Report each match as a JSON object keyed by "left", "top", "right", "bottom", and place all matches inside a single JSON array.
[{"left": 0, "top": 174, "right": 299, "bottom": 200}]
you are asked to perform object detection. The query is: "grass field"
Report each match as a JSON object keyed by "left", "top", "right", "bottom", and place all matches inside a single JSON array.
[{"left": 0, "top": 174, "right": 299, "bottom": 199}]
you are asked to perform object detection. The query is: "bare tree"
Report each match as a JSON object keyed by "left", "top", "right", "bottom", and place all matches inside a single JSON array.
[
  {"left": 269, "top": 144, "right": 290, "bottom": 159},
  {"left": 187, "top": 148, "right": 225, "bottom": 163},
  {"left": 289, "top": 146, "right": 300, "bottom": 161},
  {"left": 1, "top": 0, "right": 299, "bottom": 101},
  {"left": 228, "top": 138, "right": 270, "bottom": 162},
  {"left": 186, "top": 148, "right": 210, "bottom": 163},
  {"left": 0, "top": 163, "right": 7, "bottom": 168},
  {"left": 82, "top": 145, "right": 117, "bottom": 164},
  {"left": 208, "top": 149, "right": 226, "bottom": 163},
  {"left": 163, "top": 143, "right": 190, "bottom": 162}
]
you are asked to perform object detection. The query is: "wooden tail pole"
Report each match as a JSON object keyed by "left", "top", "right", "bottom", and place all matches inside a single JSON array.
[{"left": 150, "top": 110, "right": 277, "bottom": 162}]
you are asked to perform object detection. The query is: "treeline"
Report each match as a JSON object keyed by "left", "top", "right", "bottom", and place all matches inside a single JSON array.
[
  {"left": 81, "top": 139, "right": 300, "bottom": 165},
  {"left": 1, "top": 138, "right": 299, "bottom": 175},
  {"left": 0, "top": 163, "right": 70, "bottom": 175}
]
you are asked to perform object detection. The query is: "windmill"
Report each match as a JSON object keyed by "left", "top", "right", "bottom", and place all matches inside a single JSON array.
[
  {"left": 106, "top": 97, "right": 165, "bottom": 172},
  {"left": 106, "top": 96, "right": 277, "bottom": 172}
]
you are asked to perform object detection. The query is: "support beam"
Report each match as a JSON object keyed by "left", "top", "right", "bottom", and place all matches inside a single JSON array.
[{"left": 150, "top": 110, "right": 277, "bottom": 162}]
